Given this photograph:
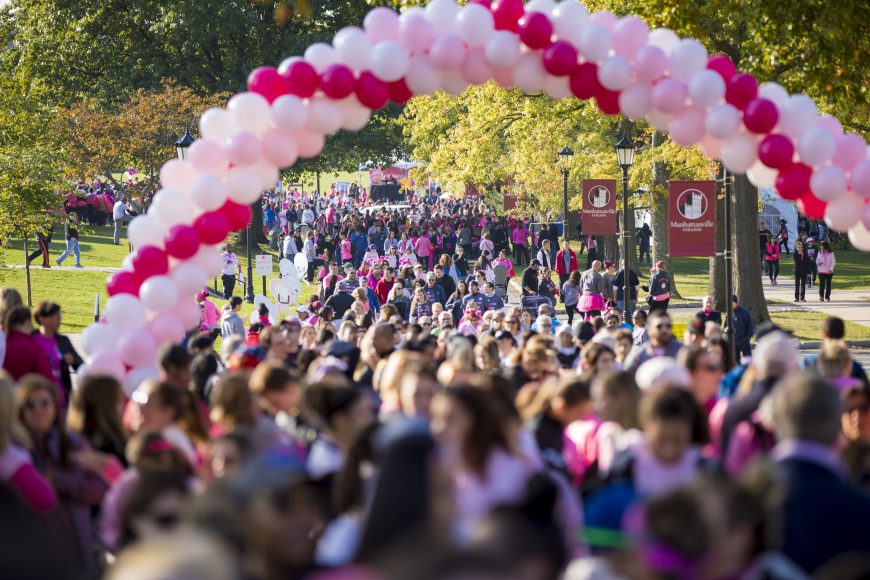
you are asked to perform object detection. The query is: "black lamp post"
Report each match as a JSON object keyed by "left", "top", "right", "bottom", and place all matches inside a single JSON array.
[
  {"left": 720, "top": 167, "right": 736, "bottom": 363},
  {"left": 175, "top": 127, "right": 195, "bottom": 161},
  {"left": 615, "top": 131, "right": 636, "bottom": 325},
  {"left": 557, "top": 146, "right": 574, "bottom": 247}
]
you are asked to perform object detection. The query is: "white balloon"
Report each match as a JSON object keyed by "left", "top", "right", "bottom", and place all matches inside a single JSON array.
[
  {"left": 254, "top": 161, "right": 280, "bottom": 191},
  {"left": 200, "top": 108, "right": 237, "bottom": 144},
  {"left": 405, "top": 58, "right": 442, "bottom": 95},
  {"left": 579, "top": 24, "right": 611, "bottom": 63},
  {"left": 192, "top": 245, "right": 224, "bottom": 278},
  {"left": 847, "top": 222, "right": 870, "bottom": 250},
  {"left": 333, "top": 27, "right": 372, "bottom": 71},
  {"left": 514, "top": 53, "right": 548, "bottom": 93},
  {"left": 398, "top": 8, "right": 436, "bottom": 55},
  {"left": 552, "top": 0, "right": 590, "bottom": 48},
  {"left": 82, "top": 323, "right": 119, "bottom": 356},
  {"left": 121, "top": 254, "right": 135, "bottom": 272},
  {"left": 140, "top": 275, "right": 179, "bottom": 313},
  {"left": 304, "top": 42, "right": 337, "bottom": 72},
  {"left": 104, "top": 295, "right": 146, "bottom": 333},
  {"left": 721, "top": 132, "right": 759, "bottom": 174},
  {"left": 810, "top": 164, "right": 848, "bottom": 201},
  {"left": 824, "top": 193, "right": 864, "bottom": 231},
  {"left": 758, "top": 82, "right": 790, "bottom": 109},
  {"left": 189, "top": 173, "right": 229, "bottom": 212},
  {"left": 123, "top": 366, "right": 159, "bottom": 397},
  {"left": 425, "top": 0, "right": 460, "bottom": 35},
  {"left": 128, "top": 214, "right": 167, "bottom": 249},
  {"left": 689, "top": 69, "right": 725, "bottom": 108},
  {"left": 336, "top": 96, "right": 372, "bottom": 131},
  {"left": 456, "top": 3, "right": 494, "bottom": 47},
  {"left": 544, "top": 75, "right": 572, "bottom": 99},
  {"left": 798, "top": 126, "right": 836, "bottom": 167},
  {"left": 746, "top": 161, "right": 777, "bottom": 189},
  {"left": 370, "top": 41, "right": 411, "bottom": 82},
  {"left": 485, "top": 31, "right": 521, "bottom": 69},
  {"left": 526, "top": 0, "right": 557, "bottom": 14},
  {"left": 170, "top": 261, "right": 208, "bottom": 296},
  {"left": 150, "top": 188, "right": 197, "bottom": 227},
  {"left": 227, "top": 92, "right": 273, "bottom": 135},
  {"left": 306, "top": 98, "right": 343, "bottom": 134},
  {"left": 272, "top": 95, "right": 308, "bottom": 132},
  {"left": 598, "top": 56, "right": 632, "bottom": 91},
  {"left": 648, "top": 28, "right": 679, "bottom": 55},
  {"left": 619, "top": 84, "right": 652, "bottom": 119},
  {"left": 647, "top": 109, "right": 672, "bottom": 132},
  {"left": 779, "top": 94, "right": 818, "bottom": 141},
  {"left": 226, "top": 167, "right": 264, "bottom": 205},
  {"left": 705, "top": 104, "right": 742, "bottom": 140},
  {"left": 669, "top": 38, "right": 708, "bottom": 83},
  {"left": 440, "top": 69, "right": 469, "bottom": 96}
]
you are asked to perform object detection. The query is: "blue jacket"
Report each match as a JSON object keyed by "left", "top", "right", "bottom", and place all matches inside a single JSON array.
[{"left": 733, "top": 305, "right": 754, "bottom": 346}]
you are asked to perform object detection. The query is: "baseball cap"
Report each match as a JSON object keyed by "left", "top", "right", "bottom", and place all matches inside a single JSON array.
[{"left": 574, "top": 321, "right": 595, "bottom": 344}]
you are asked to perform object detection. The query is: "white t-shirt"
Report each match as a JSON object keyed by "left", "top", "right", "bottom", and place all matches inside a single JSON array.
[{"left": 112, "top": 201, "right": 128, "bottom": 220}]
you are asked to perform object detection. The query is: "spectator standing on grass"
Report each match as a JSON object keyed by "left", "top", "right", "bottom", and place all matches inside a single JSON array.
[
  {"left": 816, "top": 240, "right": 835, "bottom": 302},
  {"left": 112, "top": 196, "right": 129, "bottom": 245},
  {"left": 636, "top": 223, "right": 652, "bottom": 266},
  {"left": 220, "top": 247, "right": 240, "bottom": 299}
]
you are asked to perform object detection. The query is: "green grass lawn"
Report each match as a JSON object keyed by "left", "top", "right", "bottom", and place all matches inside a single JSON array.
[
  {"left": 670, "top": 310, "right": 870, "bottom": 344},
  {"left": 1, "top": 226, "right": 317, "bottom": 333}
]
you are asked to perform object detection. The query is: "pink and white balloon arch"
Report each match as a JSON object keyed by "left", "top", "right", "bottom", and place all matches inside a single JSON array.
[{"left": 82, "top": 0, "right": 870, "bottom": 388}]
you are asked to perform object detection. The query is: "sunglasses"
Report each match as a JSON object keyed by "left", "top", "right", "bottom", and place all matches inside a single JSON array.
[
  {"left": 150, "top": 512, "right": 181, "bottom": 529},
  {"left": 702, "top": 363, "right": 723, "bottom": 372},
  {"left": 846, "top": 402, "right": 870, "bottom": 414},
  {"left": 25, "top": 398, "right": 53, "bottom": 411},
  {"left": 654, "top": 323, "right": 672, "bottom": 329}
]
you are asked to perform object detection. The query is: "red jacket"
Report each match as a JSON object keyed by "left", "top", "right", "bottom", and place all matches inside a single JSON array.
[
  {"left": 375, "top": 277, "right": 395, "bottom": 305},
  {"left": 2, "top": 330, "right": 53, "bottom": 382},
  {"left": 555, "top": 249, "right": 578, "bottom": 276}
]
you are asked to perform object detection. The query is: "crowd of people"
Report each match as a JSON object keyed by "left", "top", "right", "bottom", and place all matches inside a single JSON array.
[
  {"left": 759, "top": 221, "right": 838, "bottom": 302},
  {"left": 1, "top": 185, "right": 869, "bottom": 580}
]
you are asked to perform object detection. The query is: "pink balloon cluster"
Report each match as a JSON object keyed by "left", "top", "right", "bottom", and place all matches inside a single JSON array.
[{"left": 84, "top": 0, "right": 870, "bottom": 391}]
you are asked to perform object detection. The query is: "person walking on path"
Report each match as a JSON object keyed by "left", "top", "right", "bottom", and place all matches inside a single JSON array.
[
  {"left": 804, "top": 235, "right": 818, "bottom": 288},
  {"left": 561, "top": 270, "right": 581, "bottom": 326},
  {"left": 731, "top": 295, "right": 755, "bottom": 360},
  {"left": 26, "top": 226, "right": 53, "bottom": 268},
  {"left": 776, "top": 218, "right": 790, "bottom": 256},
  {"left": 792, "top": 241, "right": 811, "bottom": 303},
  {"left": 555, "top": 244, "right": 578, "bottom": 286},
  {"left": 56, "top": 214, "right": 82, "bottom": 268},
  {"left": 764, "top": 234, "right": 781, "bottom": 286},
  {"left": 643, "top": 261, "right": 671, "bottom": 314},
  {"left": 758, "top": 221, "right": 771, "bottom": 268},
  {"left": 636, "top": 223, "right": 652, "bottom": 266},
  {"left": 112, "top": 196, "right": 129, "bottom": 245},
  {"left": 816, "top": 241, "right": 836, "bottom": 302}
]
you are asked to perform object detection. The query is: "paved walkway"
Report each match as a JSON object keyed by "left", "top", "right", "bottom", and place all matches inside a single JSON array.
[
  {"left": 5, "top": 264, "right": 121, "bottom": 273},
  {"left": 754, "top": 275, "right": 870, "bottom": 328}
]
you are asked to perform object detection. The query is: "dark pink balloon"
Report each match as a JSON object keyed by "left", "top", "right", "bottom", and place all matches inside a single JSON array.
[
  {"left": 470, "top": 0, "right": 492, "bottom": 8},
  {"left": 106, "top": 271, "right": 140, "bottom": 297},
  {"left": 279, "top": 60, "right": 319, "bottom": 98},
  {"left": 518, "top": 12, "right": 553, "bottom": 50},
  {"left": 706, "top": 54, "right": 736, "bottom": 82},
  {"left": 388, "top": 79, "right": 413, "bottom": 104},
  {"left": 132, "top": 246, "right": 169, "bottom": 279},
  {"left": 247, "top": 66, "right": 289, "bottom": 103},
  {"left": 724, "top": 73, "right": 758, "bottom": 111},
  {"left": 743, "top": 98, "right": 778, "bottom": 134},
  {"left": 193, "top": 212, "right": 231, "bottom": 245},
  {"left": 320, "top": 64, "right": 356, "bottom": 100},
  {"left": 797, "top": 191, "right": 827, "bottom": 219},
  {"left": 220, "top": 201, "right": 252, "bottom": 231},
  {"left": 165, "top": 225, "right": 201, "bottom": 260},
  {"left": 492, "top": 0, "right": 524, "bottom": 32},
  {"left": 542, "top": 41, "right": 577, "bottom": 77},
  {"left": 775, "top": 163, "right": 812, "bottom": 201},
  {"left": 569, "top": 63, "right": 601, "bottom": 100},
  {"left": 595, "top": 88, "right": 621, "bottom": 116},
  {"left": 356, "top": 71, "right": 390, "bottom": 110},
  {"left": 758, "top": 134, "right": 794, "bottom": 169}
]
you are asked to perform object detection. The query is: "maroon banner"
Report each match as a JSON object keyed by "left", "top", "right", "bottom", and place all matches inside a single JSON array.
[
  {"left": 581, "top": 179, "right": 617, "bottom": 235},
  {"left": 504, "top": 194, "right": 517, "bottom": 211},
  {"left": 668, "top": 180, "right": 717, "bottom": 257}
]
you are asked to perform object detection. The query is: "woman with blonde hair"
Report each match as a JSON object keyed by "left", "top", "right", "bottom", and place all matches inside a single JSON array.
[
  {"left": 0, "top": 287, "right": 23, "bottom": 367},
  {"left": 68, "top": 374, "right": 128, "bottom": 464}
]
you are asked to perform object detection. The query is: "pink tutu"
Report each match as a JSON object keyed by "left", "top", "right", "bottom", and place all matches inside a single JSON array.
[{"left": 578, "top": 293, "right": 606, "bottom": 312}]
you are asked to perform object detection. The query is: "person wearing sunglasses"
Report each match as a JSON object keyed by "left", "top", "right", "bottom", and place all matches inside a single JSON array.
[
  {"left": 119, "top": 470, "right": 191, "bottom": 550},
  {"left": 624, "top": 311, "right": 684, "bottom": 373}
]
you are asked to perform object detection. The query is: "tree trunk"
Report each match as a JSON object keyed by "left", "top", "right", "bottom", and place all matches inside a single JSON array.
[
  {"left": 732, "top": 174, "right": 770, "bottom": 324},
  {"left": 604, "top": 235, "right": 619, "bottom": 265},
  {"left": 709, "top": 164, "right": 728, "bottom": 311},
  {"left": 650, "top": 131, "right": 682, "bottom": 298},
  {"left": 239, "top": 201, "right": 268, "bottom": 247},
  {"left": 621, "top": 193, "right": 637, "bottom": 276}
]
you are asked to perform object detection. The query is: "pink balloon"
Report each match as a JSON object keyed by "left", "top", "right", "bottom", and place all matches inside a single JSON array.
[
  {"left": 132, "top": 246, "right": 169, "bottom": 278},
  {"left": 165, "top": 225, "right": 201, "bottom": 260},
  {"left": 226, "top": 131, "right": 261, "bottom": 166},
  {"left": 399, "top": 12, "right": 436, "bottom": 55},
  {"left": 320, "top": 64, "right": 356, "bottom": 99},
  {"left": 461, "top": 47, "right": 493, "bottom": 85},
  {"left": 118, "top": 329, "right": 157, "bottom": 368},
  {"left": 797, "top": 192, "right": 827, "bottom": 219},
  {"left": 668, "top": 106, "right": 706, "bottom": 146},
  {"left": 279, "top": 59, "right": 319, "bottom": 98},
  {"left": 188, "top": 140, "right": 229, "bottom": 176},
  {"left": 810, "top": 165, "right": 848, "bottom": 201},
  {"left": 589, "top": 10, "right": 617, "bottom": 31},
  {"left": 175, "top": 299, "right": 201, "bottom": 330},
  {"left": 159, "top": 159, "right": 196, "bottom": 192},
  {"left": 88, "top": 351, "right": 126, "bottom": 380},
  {"left": 429, "top": 34, "right": 466, "bottom": 69},
  {"left": 618, "top": 84, "right": 651, "bottom": 119},
  {"left": 651, "top": 78, "right": 688, "bottom": 114},
  {"left": 569, "top": 62, "right": 601, "bottom": 100},
  {"left": 817, "top": 115, "right": 843, "bottom": 137},
  {"left": 247, "top": 66, "right": 289, "bottom": 103},
  {"left": 356, "top": 71, "right": 390, "bottom": 109},
  {"left": 706, "top": 54, "right": 736, "bottom": 81},
  {"left": 699, "top": 134, "right": 723, "bottom": 159},
  {"left": 863, "top": 201, "right": 870, "bottom": 230},
  {"left": 193, "top": 212, "right": 231, "bottom": 245},
  {"left": 492, "top": 66, "right": 514, "bottom": 88},
  {"left": 824, "top": 192, "right": 863, "bottom": 230},
  {"left": 612, "top": 16, "right": 649, "bottom": 59},
  {"left": 518, "top": 12, "right": 552, "bottom": 50},
  {"left": 743, "top": 98, "right": 778, "bottom": 134},
  {"left": 146, "top": 313, "right": 185, "bottom": 344},
  {"left": 220, "top": 201, "right": 252, "bottom": 231},
  {"left": 293, "top": 128, "right": 326, "bottom": 159},
  {"left": 831, "top": 133, "right": 867, "bottom": 172},
  {"left": 364, "top": 7, "right": 400, "bottom": 42},
  {"left": 595, "top": 89, "right": 621, "bottom": 116},
  {"left": 851, "top": 159, "right": 870, "bottom": 198},
  {"left": 634, "top": 46, "right": 668, "bottom": 84},
  {"left": 758, "top": 134, "right": 795, "bottom": 170},
  {"left": 388, "top": 79, "right": 413, "bottom": 104},
  {"left": 259, "top": 129, "right": 299, "bottom": 169},
  {"left": 724, "top": 73, "right": 758, "bottom": 111},
  {"left": 106, "top": 271, "right": 140, "bottom": 297},
  {"left": 775, "top": 163, "right": 812, "bottom": 201},
  {"left": 542, "top": 41, "right": 577, "bottom": 77},
  {"left": 492, "top": 0, "right": 524, "bottom": 32}
]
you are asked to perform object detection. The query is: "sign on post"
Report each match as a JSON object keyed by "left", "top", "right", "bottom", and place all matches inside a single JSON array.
[
  {"left": 668, "top": 180, "right": 717, "bottom": 257},
  {"left": 581, "top": 179, "right": 617, "bottom": 236},
  {"left": 255, "top": 254, "right": 273, "bottom": 277}
]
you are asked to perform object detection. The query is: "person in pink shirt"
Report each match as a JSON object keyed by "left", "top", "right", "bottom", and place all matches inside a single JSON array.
[
  {"left": 196, "top": 291, "right": 221, "bottom": 329},
  {"left": 414, "top": 231, "right": 433, "bottom": 270},
  {"left": 493, "top": 249, "right": 515, "bottom": 278},
  {"left": 815, "top": 240, "right": 836, "bottom": 302},
  {"left": 511, "top": 224, "right": 530, "bottom": 266}
]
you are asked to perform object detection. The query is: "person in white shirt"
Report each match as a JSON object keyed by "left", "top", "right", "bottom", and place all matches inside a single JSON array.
[
  {"left": 112, "top": 197, "right": 129, "bottom": 245},
  {"left": 221, "top": 247, "right": 240, "bottom": 298},
  {"left": 301, "top": 206, "right": 315, "bottom": 227},
  {"left": 282, "top": 233, "right": 298, "bottom": 262}
]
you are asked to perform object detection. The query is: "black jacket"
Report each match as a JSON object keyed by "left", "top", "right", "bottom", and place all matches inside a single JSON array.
[
  {"left": 56, "top": 334, "right": 84, "bottom": 400},
  {"left": 793, "top": 251, "right": 812, "bottom": 277}
]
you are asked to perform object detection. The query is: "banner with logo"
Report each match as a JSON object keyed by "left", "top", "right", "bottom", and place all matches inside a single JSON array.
[
  {"left": 581, "top": 179, "right": 617, "bottom": 235},
  {"left": 503, "top": 194, "right": 517, "bottom": 211},
  {"left": 668, "top": 180, "right": 717, "bottom": 257}
]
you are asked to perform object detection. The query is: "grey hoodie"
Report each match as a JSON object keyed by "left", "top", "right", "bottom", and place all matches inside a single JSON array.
[{"left": 221, "top": 309, "right": 245, "bottom": 339}]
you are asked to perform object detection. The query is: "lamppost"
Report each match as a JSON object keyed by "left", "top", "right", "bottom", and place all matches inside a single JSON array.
[
  {"left": 720, "top": 167, "right": 736, "bottom": 363},
  {"left": 175, "top": 127, "right": 195, "bottom": 161},
  {"left": 557, "top": 146, "right": 573, "bottom": 246},
  {"left": 615, "top": 131, "right": 636, "bottom": 324}
]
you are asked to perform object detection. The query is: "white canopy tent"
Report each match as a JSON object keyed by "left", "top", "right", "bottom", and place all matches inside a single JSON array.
[{"left": 759, "top": 187, "right": 799, "bottom": 242}]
